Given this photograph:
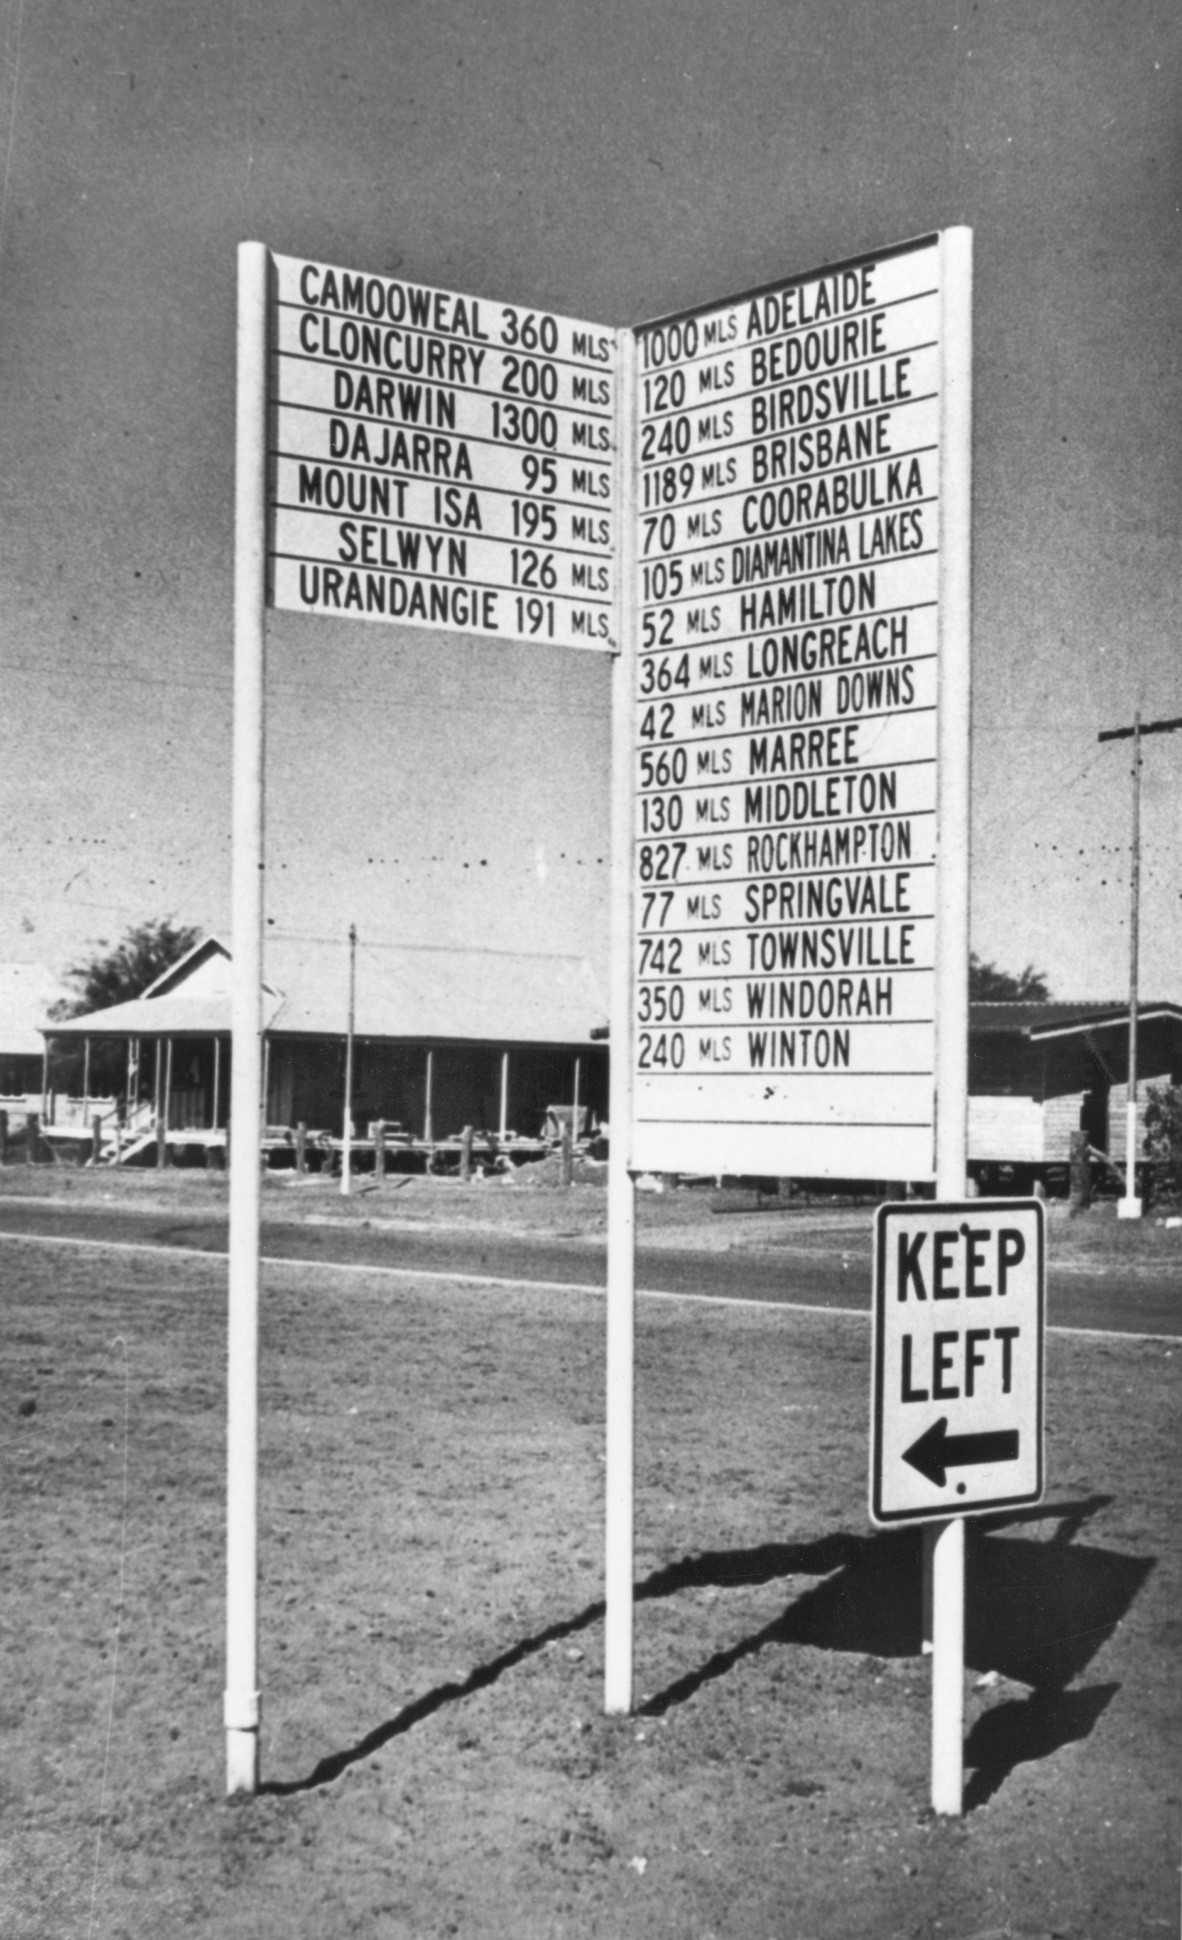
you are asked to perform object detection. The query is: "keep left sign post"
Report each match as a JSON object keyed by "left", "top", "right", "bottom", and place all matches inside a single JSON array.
[{"left": 870, "top": 1196, "right": 1044, "bottom": 1820}]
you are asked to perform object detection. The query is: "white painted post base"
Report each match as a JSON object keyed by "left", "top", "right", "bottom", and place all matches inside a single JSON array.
[
  {"left": 225, "top": 1685, "right": 260, "bottom": 1795},
  {"left": 930, "top": 1516, "right": 965, "bottom": 1816},
  {"left": 1119, "top": 1099, "right": 1141, "bottom": 1218},
  {"left": 603, "top": 1162, "right": 636, "bottom": 1716},
  {"left": 225, "top": 1725, "right": 259, "bottom": 1796}
]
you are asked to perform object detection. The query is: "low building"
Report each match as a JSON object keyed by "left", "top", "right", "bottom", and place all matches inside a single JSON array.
[
  {"left": 0, "top": 962, "right": 65, "bottom": 1108},
  {"left": 35, "top": 951, "right": 1182, "bottom": 1186},
  {"left": 42, "top": 935, "right": 609, "bottom": 1165},
  {"left": 968, "top": 999, "right": 1182, "bottom": 1187}
]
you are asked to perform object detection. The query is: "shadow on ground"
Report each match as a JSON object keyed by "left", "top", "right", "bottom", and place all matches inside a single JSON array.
[{"left": 264, "top": 1493, "right": 1151, "bottom": 1810}]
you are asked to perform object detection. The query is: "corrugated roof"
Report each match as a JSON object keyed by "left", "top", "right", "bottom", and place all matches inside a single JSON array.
[
  {"left": 970, "top": 1000, "right": 1182, "bottom": 1038},
  {"left": 46, "top": 992, "right": 285, "bottom": 1038},
  {"left": 46, "top": 938, "right": 608, "bottom": 1046},
  {"left": 139, "top": 935, "right": 232, "bottom": 999},
  {"left": 268, "top": 939, "right": 607, "bottom": 1043},
  {"left": 0, "top": 963, "right": 69, "bottom": 1053}
]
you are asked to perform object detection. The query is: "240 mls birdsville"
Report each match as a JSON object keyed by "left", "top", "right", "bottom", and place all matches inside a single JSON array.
[{"left": 1, "top": 1166, "right": 1178, "bottom": 1939}]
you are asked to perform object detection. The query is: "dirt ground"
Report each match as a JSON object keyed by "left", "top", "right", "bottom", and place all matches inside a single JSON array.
[{"left": 1, "top": 1172, "right": 1179, "bottom": 1938}]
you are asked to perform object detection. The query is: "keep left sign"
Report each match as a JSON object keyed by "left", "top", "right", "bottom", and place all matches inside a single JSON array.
[{"left": 870, "top": 1199, "right": 1045, "bottom": 1525}]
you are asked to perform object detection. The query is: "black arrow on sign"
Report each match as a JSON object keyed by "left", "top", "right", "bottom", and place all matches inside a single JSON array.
[{"left": 903, "top": 1416, "right": 1020, "bottom": 1489}]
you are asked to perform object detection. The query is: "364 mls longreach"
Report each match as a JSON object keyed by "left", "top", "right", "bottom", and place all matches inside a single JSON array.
[
  {"left": 870, "top": 1199, "right": 1045, "bottom": 1525},
  {"left": 628, "top": 233, "right": 960, "bottom": 1183}
]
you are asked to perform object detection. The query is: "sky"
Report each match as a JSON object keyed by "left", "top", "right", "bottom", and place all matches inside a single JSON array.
[{"left": 0, "top": 0, "right": 1179, "bottom": 1004}]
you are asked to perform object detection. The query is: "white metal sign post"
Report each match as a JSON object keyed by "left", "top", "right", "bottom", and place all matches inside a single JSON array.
[
  {"left": 926, "top": 224, "right": 974, "bottom": 1817},
  {"left": 604, "top": 229, "right": 974, "bottom": 1742},
  {"left": 604, "top": 342, "right": 639, "bottom": 1713},
  {"left": 229, "top": 243, "right": 620, "bottom": 1793},
  {"left": 226, "top": 240, "right": 268, "bottom": 1797}
]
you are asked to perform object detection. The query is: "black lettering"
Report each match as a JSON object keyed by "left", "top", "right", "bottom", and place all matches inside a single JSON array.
[
  {"left": 932, "top": 1332, "right": 959, "bottom": 1400},
  {"left": 964, "top": 1329, "right": 990, "bottom": 1398},
  {"left": 962, "top": 1224, "right": 992, "bottom": 1298},
  {"left": 998, "top": 1229, "right": 1025, "bottom": 1295},
  {"left": 897, "top": 1231, "right": 926, "bottom": 1300},
  {"left": 995, "top": 1326, "right": 1019, "bottom": 1393},
  {"left": 932, "top": 1231, "right": 959, "bottom": 1299},
  {"left": 901, "top": 1335, "right": 928, "bottom": 1402}
]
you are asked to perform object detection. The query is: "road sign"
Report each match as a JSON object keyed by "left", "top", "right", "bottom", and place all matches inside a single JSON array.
[
  {"left": 870, "top": 1198, "right": 1044, "bottom": 1525},
  {"left": 269, "top": 253, "right": 619, "bottom": 651},
  {"left": 232, "top": 242, "right": 624, "bottom": 1794},
  {"left": 625, "top": 231, "right": 969, "bottom": 1181}
]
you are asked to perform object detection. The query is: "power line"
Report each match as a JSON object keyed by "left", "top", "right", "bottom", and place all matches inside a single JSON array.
[
  {"left": 0, "top": 655, "right": 604, "bottom": 717},
  {"left": 1098, "top": 713, "right": 1182, "bottom": 742},
  {"left": 972, "top": 745, "right": 1107, "bottom": 838}
]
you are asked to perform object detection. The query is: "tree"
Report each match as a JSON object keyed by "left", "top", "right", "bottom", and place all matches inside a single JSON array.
[
  {"left": 969, "top": 953, "right": 1051, "bottom": 1003},
  {"left": 49, "top": 919, "right": 203, "bottom": 1020},
  {"left": 1143, "top": 1083, "right": 1182, "bottom": 1204}
]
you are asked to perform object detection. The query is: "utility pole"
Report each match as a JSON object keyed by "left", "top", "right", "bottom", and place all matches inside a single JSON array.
[
  {"left": 1097, "top": 712, "right": 1182, "bottom": 1218},
  {"left": 341, "top": 923, "right": 357, "bottom": 1198}
]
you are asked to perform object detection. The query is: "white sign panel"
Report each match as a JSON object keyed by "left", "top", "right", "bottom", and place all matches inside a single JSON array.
[
  {"left": 628, "top": 234, "right": 962, "bottom": 1179},
  {"left": 870, "top": 1200, "right": 1045, "bottom": 1526},
  {"left": 269, "top": 254, "right": 619, "bottom": 651}
]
